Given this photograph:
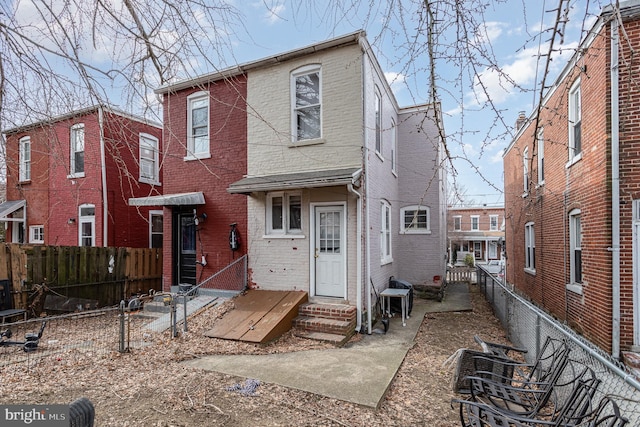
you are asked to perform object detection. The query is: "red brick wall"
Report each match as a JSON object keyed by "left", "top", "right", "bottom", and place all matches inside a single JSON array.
[
  {"left": 504, "top": 22, "right": 615, "bottom": 351},
  {"left": 161, "top": 76, "right": 248, "bottom": 288}
]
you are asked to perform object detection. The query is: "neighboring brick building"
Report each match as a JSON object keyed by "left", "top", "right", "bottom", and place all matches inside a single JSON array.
[
  {"left": 503, "top": 1, "right": 640, "bottom": 357},
  {"left": 447, "top": 206, "right": 504, "bottom": 265},
  {"left": 2, "top": 107, "right": 162, "bottom": 248}
]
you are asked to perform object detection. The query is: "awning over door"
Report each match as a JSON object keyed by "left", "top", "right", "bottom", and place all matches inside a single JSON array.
[
  {"left": 227, "top": 167, "right": 362, "bottom": 194},
  {"left": 0, "top": 200, "right": 26, "bottom": 221},
  {"left": 128, "top": 192, "right": 205, "bottom": 207}
]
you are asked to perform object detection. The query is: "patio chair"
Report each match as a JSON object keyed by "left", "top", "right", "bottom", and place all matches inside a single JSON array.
[
  {"left": 465, "top": 338, "right": 571, "bottom": 417},
  {"left": 455, "top": 366, "right": 600, "bottom": 426},
  {"left": 474, "top": 335, "right": 528, "bottom": 359}
]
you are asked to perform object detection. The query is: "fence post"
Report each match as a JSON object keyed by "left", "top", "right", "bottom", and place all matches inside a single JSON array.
[
  {"left": 118, "top": 300, "right": 126, "bottom": 353},
  {"left": 183, "top": 293, "right": 188, "bottom": 333},
  {"left": 171, "top": 297, "right": 177, "bottom": 338}
]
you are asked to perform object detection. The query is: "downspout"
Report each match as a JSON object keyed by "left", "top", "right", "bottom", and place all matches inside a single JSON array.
[
  {"left": 98, "top": 106, "right": 109, "bottom": 247},
  {"left": 610, "top": 20, "right": 621, "bottom": 358},
  {"left": 348, "top": 182, "right": 362, "bottom": 333}
]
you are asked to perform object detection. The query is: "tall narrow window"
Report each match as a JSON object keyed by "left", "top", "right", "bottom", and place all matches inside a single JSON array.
[
  {"left": 537, "top": 127, "right": 545, "bottom": 184},
  {"left": 70, "top": 123, "right": 85, "bottom": 176},
  {"left": 187, "top": 92, "right": 209, "bottom": 158},
  {"left": 19, "top": 136, "right": 31, "bottom": 182},
  {"left": 79, "top": 204, "right": 96, "bottom": 247},
  {"left": 490, "top": 215, "right": 498, "bottom": 231},
  {"left": 390, "top": 118, "right": 397, "bottom": 173},
  {"left": 267, "top": 192, "right": 302, "bottom": 235},
  {"left": 525, "top": 222, "right": 535, "bottom": 271},
  {"left": 471, "top": 215, "right": 480, "bottom": 231},
  {"left": 292, "top": 66, "right": 321, "bottom": 142},
  {"left": 453, "top": 216, "right": 462, "bottom": 231},
  {"left": 569, "top": 210, "right": 582, "bottom": 284},
  {"left": 140, "top": 133, "right": 159, "bottom": 184},
  {"left": 150, "top": 210, "right": 163, "bottom": 248},
  {"left": 375, "top": 89, "right": 382, "bottom": 155},
  {"left": 381, "top": 200, "right": 392, "bottom": 264},
  {"left": 523, "top": 147, "right": 529, "bottom": 195},
  {"left": 569, "top": 79, "right": 582, "bottom": 161}
]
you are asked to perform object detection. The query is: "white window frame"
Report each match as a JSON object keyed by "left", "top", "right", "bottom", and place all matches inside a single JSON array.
[
  {"left": 453, "top": 216, "right": 462, "bottom": 231},
  {"left": 390, "top": 118, "right": 397, "bottom": 175},
  {"left": 400, "top": 206, "right": 430, "bottom": 234},
  {"left": 266, "top": 191, "right": 303, "bottom": 237},
  {"left": 470, "top": 215, "right": 480, "bottom": 231},
  {"left": 568, "top": 79, "right": 582, "bottom": 164},
  {"left": 569, "top": 209, "right": 582, "bottom": 287},
  {"left": 525, "top": 222, "right": 535, "bottom": 273},
  {"left": 489, "top": 215, "right": 498, "bottom": 231},
  {"left": 523, "top": 147, "right": 529, "bottom": 196},
  {"left": 19, "top": 136, "right": 31, "bottom": 182},
  {"left": 29, "top": 225, "right": 44, "bottom": 244},
  {"left": 488, "top": 241, "right": 498, "bottom": 259},
  {"left": 69, "top": 123, "right": 85, "bottom": 178},
  {"left": 375, "top": 88, "right": 382, "bottom": 156},
  {"left": 149, "top": 210, "right": 163, "bottom": 248},
  {"left": 186, "top": 91, "right": 210, "bottom": 160},
  {"left": 381, "top": 200, "right": 392, "bottom": 264},
  {"left": 291, "top": 65, "right": 322, "bottom": 143},
  {"left": 537, "top": 127, "right": 545, "bottom": 185},
  {"left": 78, "top": 204, "right": 96, "bottom": 247},
  {"left": 139, "top": 133, "right": 160, "bottom": 185}
]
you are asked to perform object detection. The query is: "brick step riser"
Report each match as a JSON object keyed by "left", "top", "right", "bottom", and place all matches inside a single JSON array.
[
  {"left": 293, "top": 317, "right": 356, "bottom": 335},
  {"left": 298, "top": 306, "right": 357, "bottom": 322}
]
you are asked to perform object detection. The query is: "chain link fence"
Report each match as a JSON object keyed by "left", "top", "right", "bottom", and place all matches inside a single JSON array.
[{"left": 476, "top": 266, "right": 640, "bottom": 424}]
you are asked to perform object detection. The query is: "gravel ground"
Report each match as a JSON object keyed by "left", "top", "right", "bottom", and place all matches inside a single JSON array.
[{"left": 0, "top": 283, "right": 509, "bottom": 426}]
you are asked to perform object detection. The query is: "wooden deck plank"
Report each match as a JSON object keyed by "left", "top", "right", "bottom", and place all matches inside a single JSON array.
[{"left": 204, "top": 290, "right": 307, "bottom": 343}]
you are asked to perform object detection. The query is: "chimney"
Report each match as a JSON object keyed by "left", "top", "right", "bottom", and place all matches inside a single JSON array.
[{"left": 515, "top": 111, "right": 527, "bottom": 130}]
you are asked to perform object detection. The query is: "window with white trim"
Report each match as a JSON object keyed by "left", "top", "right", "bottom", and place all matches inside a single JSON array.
[
  {"left": 537, "top": 127, "right": 545, "bottom": 184},
  {"left": 29, "top": 225, "right": 44, "bottom": 244},
  {"left": 19, "top": 136, "right": 31, "bottom": 182},
  {"left": 292, "top": 65, "right": 321, "bottom": 142},
  {"left": 187, "top": 92, "right": 210, "bottom": 158},
  {"left": 70, "top": 123, "right": 85, "bottom": 176},
  {"left": 488, "top": 241, "right": 498, "bottom": 259},
  {"left": 453, "top": 216, "right": 462, "bottom": 231},
  {"left": 470, "top": 215, "right": 480, "bottom": 231},
  {"left": 490, "top": 215, "right": 498, "bottom": 231},
  {"left": 267, "top": 192, "right": 302, "bottom": 235},
  {"left": 569, "top": 209, "right": 582, "bottom": 284},
  {"left": 400, "top": 206, "right": 430, "bottom": 234},
  {"left": 569, "top": 79, "right": 582, "bottom": 162},
  {"left": 375, "top": 89, "right": 382, "bottom": 155},
  {"left": 525, "top": 222, "right": 535, "bottom": 271},
  {"left": 381, "top": 200, "right": 392, "bottom": 264},
  {"left": 150, "top": 210, "right": 163, "bottom": 248},
  {"left": 390, "top": 118, "right": 397, "bottom": 173},
  {"left": 79, "top": 204, "right": 96, "bottom": 247},
  {"left": 139, "top": 133, "right": 160, "bottom": 184},
  {"left": 523, "top": 147, "right": 529, "bottom": 195}
]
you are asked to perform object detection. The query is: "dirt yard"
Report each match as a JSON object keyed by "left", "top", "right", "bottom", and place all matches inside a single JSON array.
[{"left": 0, "top": 284, "right": 508, "bottom": 426}]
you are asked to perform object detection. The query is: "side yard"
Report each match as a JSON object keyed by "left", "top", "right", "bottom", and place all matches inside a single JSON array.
[{"left": 0, "top": 285, "right": 507, "bottom": 426}]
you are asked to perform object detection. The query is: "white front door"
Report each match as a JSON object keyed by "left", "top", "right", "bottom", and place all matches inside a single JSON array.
[{"left": 313, "top": 205, "right": 346, "bottom": 298}]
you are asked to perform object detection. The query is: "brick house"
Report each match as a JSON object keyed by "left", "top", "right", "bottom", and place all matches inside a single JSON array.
[
  {"left": 503, "top": 1, "right": 640, "bottom": 357},
  {"left": 2, "top": 107, "right": 163, "bottom": 248},
  {"left": 447, "top": 206, "right": 504, "bottom": 265}
]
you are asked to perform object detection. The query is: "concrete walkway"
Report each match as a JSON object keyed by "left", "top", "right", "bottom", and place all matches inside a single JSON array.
[{"left": 183, "top": 283, "right": 471, "bottom": 408}]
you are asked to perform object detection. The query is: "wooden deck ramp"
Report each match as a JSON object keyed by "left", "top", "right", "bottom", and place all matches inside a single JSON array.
[{"left": 204, "top": 290, "right": 308, "bottom": 344}]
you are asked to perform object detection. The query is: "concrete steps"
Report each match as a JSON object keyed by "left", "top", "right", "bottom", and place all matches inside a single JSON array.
[{"left": 293, "top": 303, "right": 357, "bottom": 346}]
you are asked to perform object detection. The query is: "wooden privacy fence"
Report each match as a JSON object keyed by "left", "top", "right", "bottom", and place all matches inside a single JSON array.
[{"left": 0, "top": 243, "right": 162, "bottom": 315}]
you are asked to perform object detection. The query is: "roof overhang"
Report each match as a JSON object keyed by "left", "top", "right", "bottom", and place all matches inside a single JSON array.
[
  {"left": 0, "top": 200, "right": 26, "bottom": 222},
  {"left": 227, "top": 168, "right": 362, "bottom": 194},
  {"left": 128, "top": 192, "right": 205, "bottom": 207}
]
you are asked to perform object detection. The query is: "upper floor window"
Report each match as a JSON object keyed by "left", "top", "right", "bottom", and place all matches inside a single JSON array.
[
  {"left": 375, "top": 89, "right": 382, "bottom": 155},
  {"left": 390, "top": 118, "right": 397, "bottom": 174},
  {"left": 267, "top": 192, "right": 302, "bottom": 235},
  {"left": 29, "top": 225, "right": 44, "bottom": 244},
  {"left": 470, "top": 215, "right": 480, "bottom": 231},
  {"left": 569, "top": 209, "right": 582, "bottom": 285},
  {"left": 523, "top": 147, "right": 529, "bottom": 195},
  {"left": 79, "top": 204, "right": 96, "bottom": 247},
  {"left": 489, "top": 215, "right": 498, "bottom": 231},
  {"left": 19, "top": 136, "right": 31, "bottom": 182},
  {"left": 139, "top": 133, "right": 160, "bottom": 184},
  {"left": 70, "top": 123, "right": 85, "bottom": 177},
  {"left": 537, "top": 127, "right": 544, "bottom": 184},
  {"left": 400, "top": 206, "right": 430, "bottom": 234},
  {"left": 453, "top": 216, "right": 462, "bottom": 231},
  {"left": 525, "top": 222, "right": 535, "bottom": 272},
  {"left": 568, "top": 79, "right": 582, "bottom": 162},
  {"left": 381, "top": 200, "right": 392, "bottom": 264},
  {"left": 187, "top": 91, "right": 210, "bottom": 158},
  {"left": 292, "top": 65, "right": 321, "bottom": 142},
  {"left": 150, "top": 210, "right": 163, "bottom": 248}
]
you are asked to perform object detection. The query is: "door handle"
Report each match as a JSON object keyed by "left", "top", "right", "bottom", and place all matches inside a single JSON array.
[{"left": 314, "top": 249, "right": 319, "bottom": 258}]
